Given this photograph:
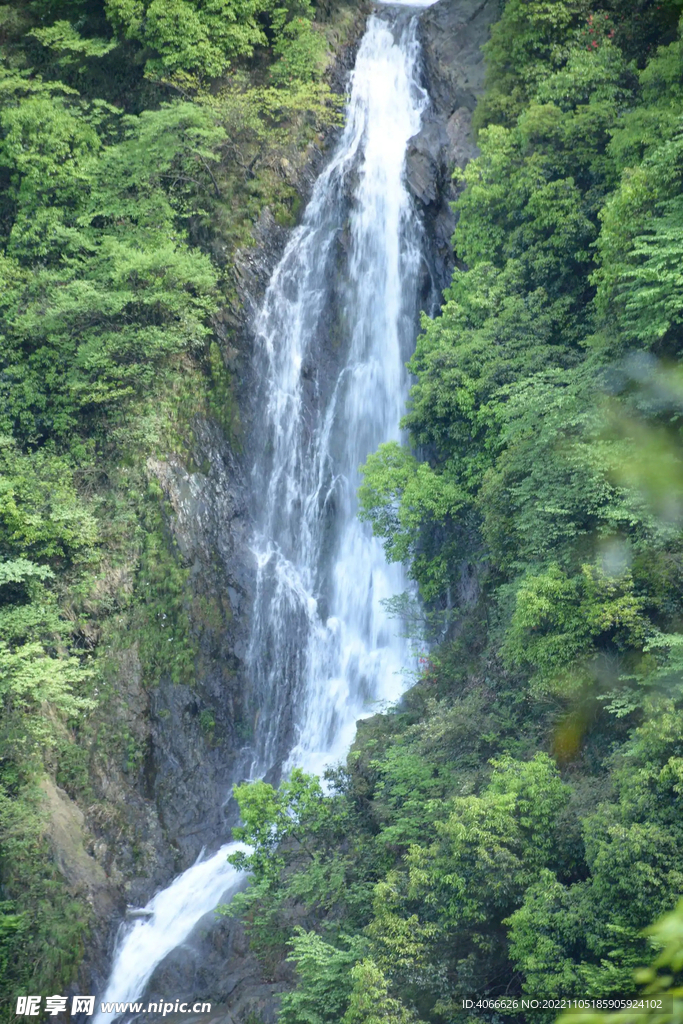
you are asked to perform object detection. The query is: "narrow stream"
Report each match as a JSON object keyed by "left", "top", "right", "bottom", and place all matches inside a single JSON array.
[{"left": 94, "top": 4, "right": 433, "bottom": 1016}]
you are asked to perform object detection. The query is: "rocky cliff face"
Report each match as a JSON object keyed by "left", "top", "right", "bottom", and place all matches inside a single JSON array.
[
  {"left": 76, "top": 418, "right": 256, "bottom": 999},
  {"left": 407, "top": 0, "right": 499, "bottom": 288}
]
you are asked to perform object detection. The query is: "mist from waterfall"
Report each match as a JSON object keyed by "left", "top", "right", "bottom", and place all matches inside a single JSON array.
[{"left": 94, "top": 7, "right": 431, "bottom": 1018}]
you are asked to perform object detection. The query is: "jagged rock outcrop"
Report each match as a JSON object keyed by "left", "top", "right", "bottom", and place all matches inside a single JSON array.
[
  {"left": 76, "top": 423, "right": 255, "bottom": 998},
  {"left": 420, "top": 0, "right": 496, "bottom": 117},
  {"left": 144, "top": 418, "right": 254, "bottom": 863},
  {"left": 40, "top": 777, "right": 113, "bottom": 910},
  {"left": 407, "top": 0, "right": 498, "bottom": 288}
]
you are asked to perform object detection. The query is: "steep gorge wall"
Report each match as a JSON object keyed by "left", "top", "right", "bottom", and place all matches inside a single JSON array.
[
  {"left": 408, "top": 0, "right": 498, "bottom": 286},
  {"left": 140, "top": 3, "right": 499, "bottom": 1020},
  {"left": 61, "top": 0, "right": 497, "bottom": 1015}
]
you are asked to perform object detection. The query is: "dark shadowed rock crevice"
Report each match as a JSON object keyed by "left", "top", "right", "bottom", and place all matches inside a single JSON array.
[{"left": 407, "top": 0, "right": 498, "bottom": 288}]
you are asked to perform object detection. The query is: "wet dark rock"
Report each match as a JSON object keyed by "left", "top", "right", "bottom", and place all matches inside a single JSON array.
[
  {"left": 146, "top": 913, "right": 292, "bottom": 1024},
  {"left": 75, "top": 420, "right": 257, "bottom": 999},
  {"left": 406, "top": 0, "right": 499, "bottom": 289},
  {"left": 405, "top": 120, "right": 450, "bottom": 205},
  {"left": 145, "top": 418, "right": 255, "bottom": 864},
  {"left": 419, "top": 0, "right": 496, "bottom": 118},
  {"left": 445, "top": 105, "right": 481, "bottom": 168}
]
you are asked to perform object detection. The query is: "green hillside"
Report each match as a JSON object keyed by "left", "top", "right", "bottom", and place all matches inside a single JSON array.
[
  {"left": 227, "top": 2, "right": 683, "bottom": 1021},
  {"left": 0, "top": 0, "right": 349, "bottom": 1007}
]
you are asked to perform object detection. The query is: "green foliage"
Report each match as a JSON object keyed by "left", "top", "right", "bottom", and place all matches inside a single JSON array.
[
  {"left": 363, "top": 756, "right": 569, "bottom": 1013},
  {"left": 207, "top": 340, "right": 241, "bottom": 444},
  {"left": 104, "top": 0, "right": 264, "bottom": 79},
  {"left": 131, "top": 482, "right": 197, "bottom": 687},
  {"left": 278, "top": 930, "right": 367, "bottom": 1024},
  {"left": 270, "top": 13, "right": 328, "bottom": 86},
  {"left": 0, "top": 441, "right": 95, "bottom": 1006},
  {"left": 0, "top": 779, "right": 91, "bottom": 1007},
  {"left": 0, "top": 88, "right": 223, "bottom": 445},
  {"left": 0, "top": 642, "right": 94, "bottom": 745},
  {"left": 472, "top": 0, "right": 592, "bottom": 131},
  {"left": 104, "top": 0, "right": 327, "bottom": 85},
  {"left": 225, "top": 768, "right": 375, "bottom": 969},
  {"left": 503, "top": 564, "right": 648, "bottom": 696},
  {"left": 342, "top": 960, "right": 422, "bottom": 1024},
  {"left": 230, "top": 769, "right": 330, "bottom": 879},
  {"left": 28, "top": 20, "right": 118, "bottom": 65},
  {"left": 359, "top": 442, "right": 465, "bottom": 600},
  {"left": 595, "top": 130, "right": 683, "bottom": 353},
  {"left": 555, "top": 898, "right": 683, "bottom": 1024},
  {"left": 0, "top": 439, "right": 98, "bottom": 564},
  {"left": 508, "top": 703, "right": 683, "bottom": 999},
  {"left": 0, "top": 438, "right": 97, "bottom": 759}
]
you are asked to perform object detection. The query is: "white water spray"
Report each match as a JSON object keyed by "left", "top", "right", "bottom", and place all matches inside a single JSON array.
[{"left": 95, "top": 6, "right": 433, "bottom": 1017}]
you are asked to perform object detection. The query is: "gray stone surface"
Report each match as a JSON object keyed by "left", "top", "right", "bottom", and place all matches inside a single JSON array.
[
  {"left": 144, "top": 418, "right": 255, "bottom": 865},
  {"left": 419, "top": 0, "right": 497, "bottom": 118},
  {"left": 405, "top": 0, "right": 499, "bottom": 288}
]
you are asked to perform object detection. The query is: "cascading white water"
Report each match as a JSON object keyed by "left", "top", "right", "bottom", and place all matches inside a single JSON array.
[
  {"left": 249, "top": 8, "right": 428, "bottom": 780},
  {"left": 92, "top": 846, "right": 247, "bottom": 1022},
  {"left": 94, "top": 6, "right": 433, "bottom": 1019}
]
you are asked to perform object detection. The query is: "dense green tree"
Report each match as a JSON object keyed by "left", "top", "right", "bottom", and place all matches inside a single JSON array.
[{"left": 104, "top": 0, "right": 326, "bottom": 84}]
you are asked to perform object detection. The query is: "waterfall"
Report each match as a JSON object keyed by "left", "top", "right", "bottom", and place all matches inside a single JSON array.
[
  {"left": 249, "top": 6, "right": 428, "bottom": 780},
  {"left": 94, "top": 5, "right": 432, "bottom": 1018}
]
